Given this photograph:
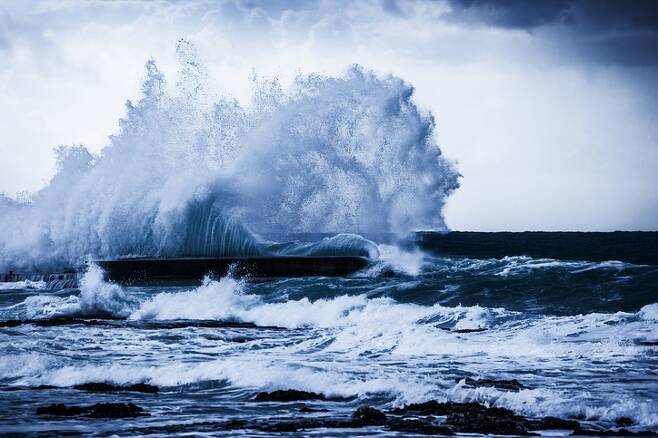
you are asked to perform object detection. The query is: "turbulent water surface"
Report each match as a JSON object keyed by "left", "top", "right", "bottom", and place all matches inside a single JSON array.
[
  {"left": 1, "top": 44, "right": 656, "bottom": 436},
  {"left": 1, "top": 247, "right": 657, "bottom": 436}
]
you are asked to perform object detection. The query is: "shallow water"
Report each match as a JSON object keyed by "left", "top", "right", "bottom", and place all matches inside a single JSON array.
[{"left": 1, "top": 251, "right": 657, "bottom": 436}]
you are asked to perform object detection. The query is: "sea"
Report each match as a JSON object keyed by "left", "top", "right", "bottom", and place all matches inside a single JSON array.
[
  {"left": 1, "top": 234, "right": 657, "bottom": 436},
  {"left": 0, "top": 45, "right": 656, "bottom": 436}
]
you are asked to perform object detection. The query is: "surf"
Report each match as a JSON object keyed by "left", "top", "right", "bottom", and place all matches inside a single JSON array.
[{"left": 0, "top": 40, "right": 459, "bottom": 274}]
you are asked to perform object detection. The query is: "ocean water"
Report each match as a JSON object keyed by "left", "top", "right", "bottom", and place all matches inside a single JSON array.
[
  {"left": 1, "top": 247, "right": 657, "bottom": 436},
  {"left": 1, "top": 43, "right": 656, "bottom": 436}
]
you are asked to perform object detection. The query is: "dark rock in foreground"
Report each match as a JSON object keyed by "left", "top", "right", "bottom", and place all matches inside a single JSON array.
[
  {"left": 299, "top": 405, "right": 328, "bottom": 413},
  {"left": 387, "top": 417, "right": 455, "bottom": 435},
  {"left": 36, "top": 402, "right": 146, "bottom": 418},
  {"left": 573, "top": 428, "right": 657, "bottom": 436},
  {"left": 443, "top": 405, "right": 531, "bottom": 435},
  {"left": 73, "top": 382, "right": 159, "bottom": 393},
  {"left": 391, "top": 400, "right": 580, "bottom": 435},
  {"left": 352, "top": 406, "right": 387, "bottom": 425},
  {"left": 391, "top": 400, "right": 485, "bottom": 416},
  {"left": 529, "top": 416, "right": 581, "bottom": 430},
  {"left": 617, "top": 417, "right": 635, "bottom": 427},
  {"left": 97, "top": 402, "right": 656, "bottom": 436},
  {"left": 255, "top": 389, "right": 326, "bottom": 402},
  {"left": 462, "top": 377, "right": 526, "bottom": 392}
]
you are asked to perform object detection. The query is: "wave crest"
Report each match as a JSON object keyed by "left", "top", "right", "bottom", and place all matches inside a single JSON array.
[{"left": 0, "top": 41, "right": 459, "bottom": 272}]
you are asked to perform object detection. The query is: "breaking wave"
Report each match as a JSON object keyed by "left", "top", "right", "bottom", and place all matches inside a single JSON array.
[
  {"left": 5, "top": 268, "right": 657, "bottom": 428},
  {"left": 0, "top": 40, "right": 459, "bottom": 272}
]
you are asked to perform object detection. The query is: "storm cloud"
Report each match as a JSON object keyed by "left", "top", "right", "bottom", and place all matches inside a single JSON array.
[
  {"left": 445, "top": 0, "right": 658, "bottom": 66},
  {"left": 0, "top": 0, "right": 656, "bottom": 231}
]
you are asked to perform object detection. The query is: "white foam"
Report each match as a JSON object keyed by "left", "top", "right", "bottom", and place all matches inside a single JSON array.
[
  {"left": 0, "top": 42, "right": 459, "bottom": 272},
  {"left": 0, "top": 280, "right": 46, "bottom": 290},
  {"left": 375, "top": 244, "right": 427, "bottom": 276},
  {"left": 639, "top": 303, "right": 658, "bottom": 321},
  {"left": 22, "top": 264, "right": 133, "bottom": 319}
]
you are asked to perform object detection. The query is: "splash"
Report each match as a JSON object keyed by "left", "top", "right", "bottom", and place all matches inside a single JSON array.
[
  {"left": 22, "top": 264, "right": 133, "bottom": 319},
  {"left": 0, "top": 41, "right": 459, "bottom": 272}
]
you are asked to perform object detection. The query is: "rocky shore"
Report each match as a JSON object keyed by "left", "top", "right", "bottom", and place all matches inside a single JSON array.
[{"left": 34, "top": 387, "right": 658, "bottom": 436}]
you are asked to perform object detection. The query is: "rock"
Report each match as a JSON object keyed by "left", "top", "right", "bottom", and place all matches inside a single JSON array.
[
  {"left": 529, "top": 416, "right": 580, "bottom": 430},
  {"left": 637, "top": 340, "right": 658, "bottom": 346},
  {"left": 352, "top": 406, "right": 386, "bottom": 425},
  {"left": 387, "top": 418, "right": 454, "bottom": 435},
  {"left": 390, "top": 400, "right": 585, "bottom": 435},
  {"left": 73, "top": 382, "right": 159, "bottom": 393},
  {"left": 573, "top": 428, "right": 658, "bottom": 436},
  {"left": 255, "top": 389, "right": 326, "bottom": 402},
  {"left": 390, "top": 401, "right": 530, "bottom": 435},
  {"left": 617, "top": 417, "right": 635, "bottom": 427},
  {"left": 36, "top": 402, "right": 146, "bottom": 418},
  {"left": 36, "top": 404, "right": 89, "bottom": 416},
  {"left": 299, "top": 405, "right": 328, "bottom": 413},
  {"left": 453, "top": 328, "right": 487, "bottom": 333},
  {"left": 463, "top": 377, "right": 526, "bottom": 392},
  {"left": 87, "top": 402, "right": 146, "bottom": 418},
  {"left": 446, "top": 409, "right": 532, "bottom": 435},
  {"left": 391, "top": 400, "right": 510, "bottom": 416},
  {"left": 258, "top": 422, "right": 302, "bottom": 432}
]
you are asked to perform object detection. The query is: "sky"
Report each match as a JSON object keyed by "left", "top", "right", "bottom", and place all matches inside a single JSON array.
[{"left": 1, "top": 0, "right": 657, "bottom": 231}]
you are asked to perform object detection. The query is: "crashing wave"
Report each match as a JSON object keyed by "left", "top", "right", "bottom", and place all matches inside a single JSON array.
[{"left": 0, "top": 40, "right": 459, "bottom": 272}]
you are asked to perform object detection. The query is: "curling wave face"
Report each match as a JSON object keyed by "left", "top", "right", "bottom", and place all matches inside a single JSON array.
[{"left": 0, "top": 41, "right": 458, "bottom": 272}]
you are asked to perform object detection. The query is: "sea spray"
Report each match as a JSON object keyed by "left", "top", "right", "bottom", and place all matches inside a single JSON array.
[
  {"left": 0, "top": 40, "right": 459, "bottom": 272},
  {"left": 22, "top": 264, "right": 133, "bottom": 319}
]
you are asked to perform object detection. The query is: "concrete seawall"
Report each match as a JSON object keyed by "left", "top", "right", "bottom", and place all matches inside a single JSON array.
[
  {"left": 96, "top": 256, "right": 371, "bottom": 286},
  {"left": 0, "top": 272, "right": 80, "bottom": 289}
]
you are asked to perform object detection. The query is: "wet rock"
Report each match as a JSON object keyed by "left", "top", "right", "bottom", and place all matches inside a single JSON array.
[
  {"left": 391, "top": 400, "right": 494, "bottom": 416},
  {"left": 463, "top": 377, "right": 527, "bottom": 392},
  {"left": 258, "top": 422, "right": 302, "bottom": 432},
  {"left": 387, "top": 418, "right": 454, "bottom": 435},
  {"left": 299, "top": 405, "right": 328, "bottom": 413},
  {"left": 73, "top": 382, "right": 159, "bottom": 393},
  {"left": 352, "top": 406, "right": 387, "bottom": 425},
  {"left": 87, "top": 402, "right": 146, "bottom": 418},
  {"left": 446, "top": 408, "right": 532, "bottom": 435},
  {"left": 530, "top": 416, "right": 580, "bottom": 430},
  {"left": 390, "top": 400, "right": 583, "bottom": 435},
  {"left": 617, "top": 417, "right": 635, "bottom": 427},
  {"left": 439, "top": 327, "right": 488, "bottom": 333},
  {"left": 573, "top": 428, "right": 658, "bottom": 436},
  {"left": 36, "top": 402, "right": 146, "bottom": 418},
  {"left": 453, "top": 327, "right": 487, "bottom": 333},
  {"left": 255, "top": 389, "right": 326, "bottom": 402},
  {"left": 36, "top": 403, "right": 89, "bottom": 416},
  {"left": 257, "top": 418, "right": 353, "bottom": 432}
]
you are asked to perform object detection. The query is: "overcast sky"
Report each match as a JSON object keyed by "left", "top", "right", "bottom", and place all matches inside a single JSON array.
[{"left": 1, "top": 0, "right": 657, "bottom": 231}]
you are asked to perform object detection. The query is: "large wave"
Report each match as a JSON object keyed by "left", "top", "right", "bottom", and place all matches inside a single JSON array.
[
  {"left": 0, "top": 41, "right": 459, "bottom": 272},
  {"left": 7, "top": 269, "right": 658, "bottom": 427}
]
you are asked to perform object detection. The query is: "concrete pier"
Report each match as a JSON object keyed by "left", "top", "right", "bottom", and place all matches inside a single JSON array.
[{"left": 95, "top": 256, "right": 371, "bottom": 286}]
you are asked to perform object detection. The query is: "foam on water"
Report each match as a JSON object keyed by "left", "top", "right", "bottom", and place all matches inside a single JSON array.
[
  {"left": 22, "top": 265, "right": 133, "bottom": 319},
  {"left": 0, "top": 280, "right": 46, "bottom": 290},
  {"left": 17, "top": 268, "right": 656, "bottom": 359},
  {"left": 3, "top": 265, "right": 657, "bottom": 428}
]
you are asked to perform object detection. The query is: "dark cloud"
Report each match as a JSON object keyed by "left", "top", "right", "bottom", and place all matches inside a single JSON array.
[
  {"left": 447, "top": 0, "right": 658, "bottom": 31},
  {"left": 446, "top": 0, "right": 658, "bottom": 65},
  {"left": 0, "top": 9, "right": 14, "bottom": 54}
]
